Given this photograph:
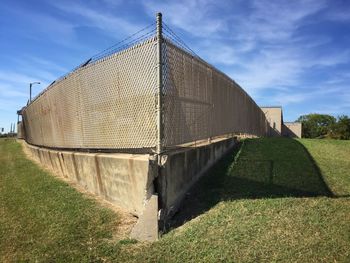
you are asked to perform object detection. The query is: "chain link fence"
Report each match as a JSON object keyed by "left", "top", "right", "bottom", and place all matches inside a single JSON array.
[
  {"left": 22, "top": 17, "right": 269, "bottom": 153},
  {"left": 23, "top": 37, "right": 158, "bottom": 150},
  {"left": 162, "top": 39, "right": 268, "bottom": 147}
]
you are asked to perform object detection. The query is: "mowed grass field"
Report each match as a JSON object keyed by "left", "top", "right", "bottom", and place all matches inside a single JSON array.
[{"left": 0, "top": 138, "right": 349, "bottom": 262}]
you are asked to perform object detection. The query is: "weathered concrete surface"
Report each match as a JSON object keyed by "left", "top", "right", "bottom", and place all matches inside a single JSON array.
[
  {"left": 96, "top": 153, "right": 155, "bottom": 215},
  {"left": 260, "top": 106, "right": 302, "bottom": 138},
  {"left": 21, "top": 141, "right": 153, "bottom": 217},
  {"left": 157, "top": 136, "right": 238, "bottom": 222},
  {"left": 130, "top": 195, "right": 158, "bottom": 241},
  {"left": 260, "top": 107, "right": 283, "bottom": 136},
  {"left": 17, "top": 121, "right": 24, "bottom": 139},
  {"left": 20, "top": 136, "right": 238, "bottom": 240},
  {"left": 282, "top": 122, "right": 302, "bottom": 138}
]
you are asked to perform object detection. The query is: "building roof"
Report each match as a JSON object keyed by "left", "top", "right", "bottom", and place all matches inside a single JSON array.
[{"left": 260, "top": 106, "right": 282, "bottom": 109}]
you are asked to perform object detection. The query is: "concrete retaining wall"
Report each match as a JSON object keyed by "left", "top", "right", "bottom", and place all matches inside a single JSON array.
[
  {"left": 157, "top": 137, "right": 238, "bottom": 220},
  {"left": 21, "top": 136, "right": 238, "bottom": 240},
  {"left": 17, "top": 122, "right": 24, "bottom": 139},
  {"left": 21, "top": 142, "right": 153, "bottom": 216}
]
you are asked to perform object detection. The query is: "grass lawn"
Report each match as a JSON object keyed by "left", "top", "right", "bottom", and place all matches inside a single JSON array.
[
  {"left": 0, "top": 138, "right": 349, "bottom": 262},
  {"left": 299, "top": 139, "right": 350, "bottom": 196},
  {"left": 0, "top": 139, "right": 134, "bottom": 262}
]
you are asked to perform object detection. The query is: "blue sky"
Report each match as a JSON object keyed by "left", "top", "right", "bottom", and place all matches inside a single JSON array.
[{"left": 1, "top": 0, "right": 350, "bottom": 132}]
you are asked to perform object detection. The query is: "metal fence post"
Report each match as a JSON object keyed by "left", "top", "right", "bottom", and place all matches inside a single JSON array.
[
  {"left": 29, "top": 83, "right": 32, "bottom": 102},
  {"left": 156, "top": 12, "right": 163, "bottom": 154}
]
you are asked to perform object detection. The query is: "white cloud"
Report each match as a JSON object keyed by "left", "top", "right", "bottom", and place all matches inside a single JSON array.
[
  {"left": 265, "top": 86, "right": 344, "bottom": 107},
  {"left": 24, "top": 56, "right": 68, "bottom": 73},
  {"left": 147, "top": 0, "right": 349, "bottom": 111},
  {"left": 0, "top": 72, "right": 36, "bottom": 85},
  {"left": 325, "top": 3, "right": 350, "bottom": 22},
  {"left": 11, "top": 10, "right": 77, "bottom": 46},
  {"left": 313, "top": 104, "right": 350, "bottom": 116},
  {"left": 0, "top": 84, "right": 27, "bottom": 98},
  {"left": 51, "top": 1, "right": 143, "bottom": 37},
  {"left": 242, "top": 0, "right": 327, "bottom": 42},
  {"left": 0, "top": 71, "right": 49, "bottom": 86},
  {"left": 143, "top": 0, "right": 229, "bottom": 37},
  {"left": 232, "top": 49, "right": 302, "bottom": 93},
  {"left": 0, "top": 70, "right": 50, "bottom": 104}
]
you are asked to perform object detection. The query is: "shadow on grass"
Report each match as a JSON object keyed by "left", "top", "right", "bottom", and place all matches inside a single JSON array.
[{"left": 168, "top": 138, "right": 334, "bottom": 230}]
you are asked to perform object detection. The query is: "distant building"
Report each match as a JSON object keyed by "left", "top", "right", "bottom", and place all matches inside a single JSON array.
[{"left": 260, "top": 106, "right": 302, "bottom": 138}]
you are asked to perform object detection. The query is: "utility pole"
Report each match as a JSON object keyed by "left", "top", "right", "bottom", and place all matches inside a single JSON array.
[{"left": 156, "top": 12, "right": 163, "bottom": 154}]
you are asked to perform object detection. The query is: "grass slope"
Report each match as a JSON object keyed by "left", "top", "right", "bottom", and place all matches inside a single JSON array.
[
  {"left": 299, "top": 139, "right": 350, "bottom": 196},
  {"left": 139, "top": 138, "right": 350, "bottom": 262},
  {"left": 0, "top": 139, "right": 132, "bottom": 262},
  {"left": 0, "top": 138, "right": 349, "bottom": 262}
]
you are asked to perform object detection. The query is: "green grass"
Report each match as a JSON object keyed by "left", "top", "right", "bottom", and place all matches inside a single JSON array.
[
  {"left": 1, "top": 138, "right": 349, "bottom": 262},
  {"left": 299, "top": 139, "right": 350, "bottom": 196},
  {"left": 0, "top": 138, "right": 130, "bottom": 262},
  {"left": 141, "top": 138, "right": 350, "bottom": 262}
]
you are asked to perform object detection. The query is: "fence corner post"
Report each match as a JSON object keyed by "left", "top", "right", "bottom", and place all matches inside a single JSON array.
[{"left": 156, "top": 12, "right": 163, "bottom": 154}]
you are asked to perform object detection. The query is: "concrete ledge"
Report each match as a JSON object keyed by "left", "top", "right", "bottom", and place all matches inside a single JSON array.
[{"left": 21, "top": 141, "right": 153, "bottom": 217}]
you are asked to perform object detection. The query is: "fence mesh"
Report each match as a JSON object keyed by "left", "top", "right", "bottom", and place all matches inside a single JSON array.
[
  {"left": 162, "top": 39, "right": 268, "bottom": 147},
  {"left": 22, "top": 21, "right": 269, "bottom": 152},
  {"left": 23, "top": 37, "right": 158, "bottom": 150}
]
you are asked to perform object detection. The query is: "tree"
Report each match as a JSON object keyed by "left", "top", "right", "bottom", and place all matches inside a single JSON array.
[
  {"left": 331, "top": 115, "right": 350, "bottom": 140},
  {"left": 296, "top": 114, "right": 336, "bottom": 138}
]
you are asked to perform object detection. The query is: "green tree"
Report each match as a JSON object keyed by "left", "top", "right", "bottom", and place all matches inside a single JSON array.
[
  {"left": 296, "top": 114, "right": 336, "bottom": 138},
  {"left": 331, "top": 115, "right": 350, "bottom": 140}
]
